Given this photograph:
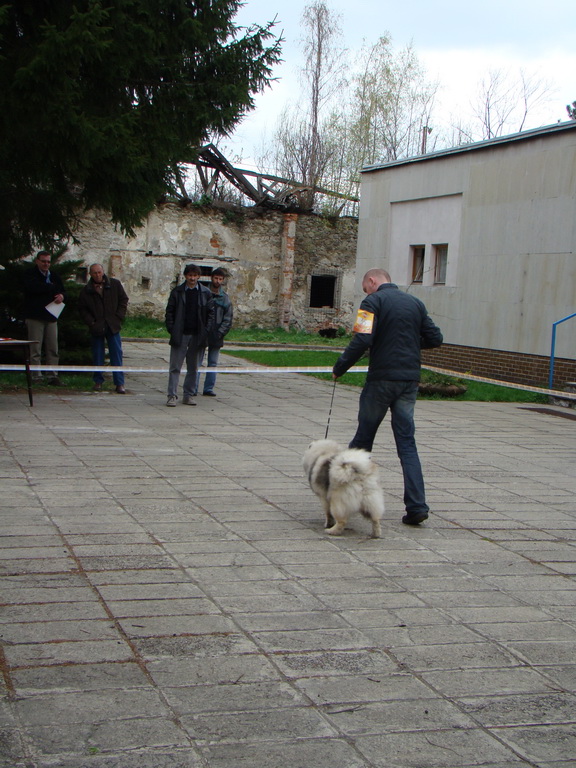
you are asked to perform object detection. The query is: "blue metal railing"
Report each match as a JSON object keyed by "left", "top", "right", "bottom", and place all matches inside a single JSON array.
[{"left": 549, "top": 312, "right": 576, "bottom": 389}]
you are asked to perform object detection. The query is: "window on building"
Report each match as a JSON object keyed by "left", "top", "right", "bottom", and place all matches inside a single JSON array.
[
  {"left": 433, "top": 244, "right": 448, "bottom": 284},
  {"left": 309, "top": 274, "right": 336, "bottom": 308},
  {"left": 198, "top": 265, "right": 214, "bottom": 287},
  {"left": 411, "top": 246, "right": 425, "bottom": 283}
]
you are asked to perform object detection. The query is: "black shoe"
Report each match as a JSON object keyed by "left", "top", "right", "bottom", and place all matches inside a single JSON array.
[
  {"left": 402, "top": 512, "right": 429, "bottom": 526},
  {"left": 48, "top": 377, "right": 62, "bottom": 386},
  {"left": 202, "top": 391, "right": 217, "bottom": 397}
]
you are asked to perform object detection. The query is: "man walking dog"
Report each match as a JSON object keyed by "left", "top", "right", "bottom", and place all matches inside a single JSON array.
[{"left": 333, "top": 268, "right": 443, "bottom": 526}]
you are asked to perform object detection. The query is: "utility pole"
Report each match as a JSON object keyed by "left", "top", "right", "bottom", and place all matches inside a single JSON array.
[{"left": 421, "top": 126, "right": 432, "bottom": 154}]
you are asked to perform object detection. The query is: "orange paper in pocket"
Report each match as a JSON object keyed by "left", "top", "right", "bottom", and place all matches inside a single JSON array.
[{"left": 353, "top": 309, "right": 375, "bottom": 334}]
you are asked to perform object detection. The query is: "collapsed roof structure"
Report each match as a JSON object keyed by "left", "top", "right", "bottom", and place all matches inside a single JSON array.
[{"left": 194, "top": 144, "right": 358, "bottom": 213}]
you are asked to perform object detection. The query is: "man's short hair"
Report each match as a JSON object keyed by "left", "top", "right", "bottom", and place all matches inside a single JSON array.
[
  {"left": 365, "top": 268, "right": 391, "bottom": 284},
  {"left": 211, "top": 267, "right": 227, "bottom": 278},
  {"left": 36, "top": 250, "right": 51, "bottom": 259},
  {"left": 183, "top": 263, "right": 201, "bottom": 276}
]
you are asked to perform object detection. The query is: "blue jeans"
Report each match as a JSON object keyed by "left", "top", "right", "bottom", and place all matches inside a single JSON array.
[
  {"left": 196, "top": 346, "right": 220, "bottom": 394},
  {"left": 91, "top": 331, "right": 124, "bottom": 386},
  {"left": 349, "top": 380, "right": 429, "bottom": 516}
]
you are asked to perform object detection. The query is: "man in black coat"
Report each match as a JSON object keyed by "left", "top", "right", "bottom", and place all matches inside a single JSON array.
[
  {"left": 333, "top": 268, "right": 443, "bottom": 526},
  {"left": 23, "top": 251, "right": 66, "bottom": 384},
  {"left": 165, "top": 263, "right": 214, "bottom": 407},
  {"left": 78, "top": 264, "right": 129, "bottom": 393}
]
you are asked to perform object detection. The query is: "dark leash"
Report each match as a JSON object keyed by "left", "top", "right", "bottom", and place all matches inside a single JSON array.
[{"left": 325, "top": 379, "right": 337, "bottom": 439}]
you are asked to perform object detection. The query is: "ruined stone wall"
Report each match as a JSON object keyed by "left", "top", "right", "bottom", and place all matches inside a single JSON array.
[
  {"left": 292, "top": 215, "right": 358, "bottom": 330},
  {"left": 66, "top": 204, "right": 358, "bottom": 330}
]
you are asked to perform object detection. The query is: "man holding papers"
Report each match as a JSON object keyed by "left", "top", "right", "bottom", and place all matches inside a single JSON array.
[{"left": 23, "top": 251, "right": 66, "bottom": 385}]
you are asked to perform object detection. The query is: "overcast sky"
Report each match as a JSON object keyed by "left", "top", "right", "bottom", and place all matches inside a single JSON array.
[{"left": 226, "top": 0, "right": 576, "bottom": 168}]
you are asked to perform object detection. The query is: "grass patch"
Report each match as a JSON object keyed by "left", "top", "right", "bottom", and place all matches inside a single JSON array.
[
  {"left": 224, "top": 348, "right": 548, "bottom": 403},
  {"left": 227, "top": 325, "right": 351, "bottom": 346},
  {"left": 123, "top": 315, "right": 169, "bottom": 338},
  {"left": 0, "top": 373, "right": 95, "bottom": 393},
  {"left": 123, "top": 316, "right": 349, "bottom": 346}
]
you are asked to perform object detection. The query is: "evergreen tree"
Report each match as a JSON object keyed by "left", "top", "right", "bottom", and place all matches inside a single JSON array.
[{"left": 0, "top": 0, "right": 281, "bottom": 262}]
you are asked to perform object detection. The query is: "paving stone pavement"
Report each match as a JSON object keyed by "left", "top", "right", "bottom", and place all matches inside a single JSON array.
[{"left": 1, "top": 340, "right": 575, "bottom": 768}]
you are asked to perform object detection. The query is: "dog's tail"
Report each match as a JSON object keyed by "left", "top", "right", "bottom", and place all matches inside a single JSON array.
[{"left": 329, "top": 448, "right": 374, "bottom": 485}]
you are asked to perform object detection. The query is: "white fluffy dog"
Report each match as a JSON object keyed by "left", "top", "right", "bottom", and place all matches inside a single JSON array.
[{"left": 302, "top": 439, "right": 384, "bottom": 538}]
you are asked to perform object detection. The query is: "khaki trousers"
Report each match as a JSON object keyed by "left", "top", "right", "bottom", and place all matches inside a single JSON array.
[{"left": 26, "top": 318, "right": 59, "bottom": 377}]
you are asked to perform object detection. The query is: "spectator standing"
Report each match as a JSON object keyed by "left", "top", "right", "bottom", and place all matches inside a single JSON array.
[
  {"left": 78, "top": 263, "right": 129, "bottom": 393},
  {"left": 23, "top": 251, "right": 66, "bottom": 385},
  {"left": 195, "top": 268, "right": 233, "bottom": 397},
  {"left": 332, "top": 268, "right": 443, "bottom": 526},
  {"left": 165, "top": 264, "right": 214, "bottom": 407}
]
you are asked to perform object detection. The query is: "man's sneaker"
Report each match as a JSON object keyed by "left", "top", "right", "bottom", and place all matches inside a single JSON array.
[
  {"left": 402, "top": 511, "right": 429, "bottom": 526},
  {"left": 182, "top": 395, "right": 197, "bottom": 406},
  {"left": 166, "top": 395, "right": 177, "bottom": 407},
  {"left": 202, "top": 391, "right": 216, "bottom": 397},
  {"left": 93, "top": 382, "right": 102, "bottom": 392}
]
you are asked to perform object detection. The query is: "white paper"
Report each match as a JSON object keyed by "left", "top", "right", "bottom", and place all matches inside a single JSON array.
[{"left": 45, "top": 301, "right": 65, "bottom": 319}]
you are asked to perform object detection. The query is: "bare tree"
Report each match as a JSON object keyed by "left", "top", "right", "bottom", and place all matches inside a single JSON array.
[
  {"left": 344, "top": 37, "right": 437, "bottom": 176},
  {"left": 266, "top": 0, "right": 347, "bottom": 209},
  {"left": 471, "top": 69, "right": 552, "bottom": 140},
  {"left": 261, "top": 13, "right": 438, "bottom": 213}
]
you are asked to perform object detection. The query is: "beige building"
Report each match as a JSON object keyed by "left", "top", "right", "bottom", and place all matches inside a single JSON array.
[{"left": 356, "top": 121, "right": 576, "bottom": 387}]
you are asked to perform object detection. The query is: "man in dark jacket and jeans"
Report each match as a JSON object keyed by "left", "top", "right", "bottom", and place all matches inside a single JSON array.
[
  {"left": 78, "top": 264, "right": 129, "bottom": 393},
  {"left": 333, "top": 268, "right": 443, "bottom": 526},
  {"left": 165, "top": 263, "right": 215, "bottom": 407}
]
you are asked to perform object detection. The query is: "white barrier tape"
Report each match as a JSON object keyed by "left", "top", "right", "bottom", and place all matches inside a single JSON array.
[
  {"left": 1, "top": 363, "right": 575, "bottom": 400},
  {"left": 0, "top": 364, "right": 353, "bottom": 374}
]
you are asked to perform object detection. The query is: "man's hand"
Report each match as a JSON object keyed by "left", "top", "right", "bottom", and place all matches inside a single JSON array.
[{"left": 53, "top": 293, "right": 64, "bottom": 304}]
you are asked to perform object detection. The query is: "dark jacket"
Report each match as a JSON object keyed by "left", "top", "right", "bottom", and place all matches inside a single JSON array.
[
  {"left": 165, "top": 282, "right": 215, "bottom": 347},
  {"left": 23, "top": 266, "right": 66, "bottom": 323},
  {"left": 207, "top": 289, "right": 233, "bottom": 348},
  {"left": 333, "top": 283, "right": 443, "bottom": 381},
  {"left": 78, "top": 276, "right": 129, "bottom": 336}
]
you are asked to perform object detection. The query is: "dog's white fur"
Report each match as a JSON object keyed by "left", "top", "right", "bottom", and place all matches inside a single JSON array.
[{"left": 303, "top": 439, "right": 384, "bottom": 538}]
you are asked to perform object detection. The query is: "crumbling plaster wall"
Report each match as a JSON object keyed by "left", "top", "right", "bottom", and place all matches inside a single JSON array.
[
  {"left": 67, "top": 204, "right": 358, "bottom": 329},
  {"left": 291, "top": 214, "right": 358, "bottom": 329}
]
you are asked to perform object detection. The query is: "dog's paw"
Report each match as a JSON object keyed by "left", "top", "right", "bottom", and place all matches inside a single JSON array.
[{"left": 326, "top": 523, "right": 345, "bottom": 536}]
